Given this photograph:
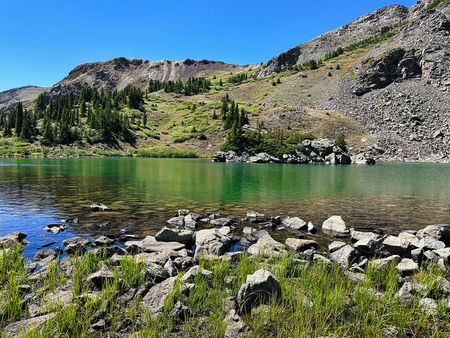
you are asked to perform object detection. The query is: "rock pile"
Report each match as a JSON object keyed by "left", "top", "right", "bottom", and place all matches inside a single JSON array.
[
  {"left": 212, "top": 138, "right": 375, "bottom": 165},
  {"left": 2, "top": 210, "right": 450, "bottom": 336}
]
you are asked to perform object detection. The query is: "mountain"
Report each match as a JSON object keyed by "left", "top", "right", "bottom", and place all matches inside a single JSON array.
[
  {"left": 250, "top": 0, "right": 450, "bottom": 162},
  {"left": 0, "top": 86, "right": 49, "bottom": 112},
  {"left": 50, "top": 58, "right": 256, "bottom": 97},
  {"left": 0, "top": 0, "right": 449, "bottom": 162}
]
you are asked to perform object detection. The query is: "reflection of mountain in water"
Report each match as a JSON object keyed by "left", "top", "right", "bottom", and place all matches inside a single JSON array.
[{"left": 0, "top": 158, "right": 449, "bottom": 252}]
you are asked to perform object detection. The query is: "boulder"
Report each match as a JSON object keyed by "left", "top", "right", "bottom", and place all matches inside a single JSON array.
[
  {"left": 236, "top": 269, "right": 282, "bottom": 314},
  {"left": 353, "top": 237, "right": 389, "bottom": 256},
  {"left": 210, "top": 218, "right": 233, "bottom": 227},
  {"left": 350, "top": 229, "right": 380, "bottom": 242},
  {"left": 382, "top": 236, "right": 411, "bottom": 256},
  {"left": 416, "top": 224, "right": 450, "bottom": 244},
  {"left": 90, "top": 203, "right": 111, "bottom": 211},
  {"left": 396, "top": 258, "right": 419, "bottom": 276},
  {"left": 184, "top": 214, "right": 198, "bottom": 229},
  {"left": 124, "top": 236, "right": 185, "bottom": 254},
  {"left": 167, "top": 216, "right": 185, "bottom": 226},
  {"left": 419, "top": 298, "right": 438, "bottom": 315},
  {"left": 32, "top": 249, "right": 57, "bottom": 263},
  {"left": 87, "top": 265, "right": 116, "bottom": 290},
  {"left": 155, "top": 227, "right": 193, "bottom": 244},
  {"left": 322, "top": 216, "right": 349, "bottom": 237},
  {"left": 94, "top": 235, "right": 115, "bottom": 247},
  {"left": 433, "top": 247, "right": 450, "bottom": 263},
  {"left": 141, "top": 276, "right": 177, "bottom": 317},
  {"left": 247, "top": 234, "right": 286, "bottom": 257},
  {"left": 282, "top": 216, "right": 307, "bottom": 231},
  {"left": 3, "top": 313, "right": 56, "bottom": 337},
  {"left": 246, "top": 211, "right": 266, "bottom": 223},
  {"left": 329, "top": 245, "right": 358, "bottom": 269},
  {"left": 180, "top": 265, "right": 213, "bottom": 283},
  {"left": 223, "top": 309, "right": 252, "bottom": 338},
  {"left": 195, "top": 228, "right": 232, "bottom": 256},
  {"left": 411, "top": 237, "right": 445, "bottom": 250},
  {"left": 370, "top": 255, "right": 401, "bottom": 270},
  {"left": 328, "top": 241, "right": 346, "bottom": 253},
  {"left": 285, "top": 238, "right": 318, "bottom": 252}
]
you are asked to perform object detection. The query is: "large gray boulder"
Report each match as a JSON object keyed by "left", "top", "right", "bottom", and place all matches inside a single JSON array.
[
  {"left": 195, "top": 228, "right": 233, "bottom": 256},
  {"left": 411, "top": 237, "right": 445, "bottom": 251},
  {"left": 322, "top": 216, "right": 349, "bottom": 237},
  {"left": 236, "top": 269, "right": 281, "bottom": 314},
  {"left": 416, "top": 224, "right": 450, "bottom": 244},
  {"left": 396, "top": 258, "right": 419, "bottom": 276},
  {"left": 3, "top": 313, "right": 56, "bottom": 337},
  {"left": 329, "top": 244, "right": 358, "bottom": 269},
  {"left": 382, "top": 236, "right": 411, "bottom": 256},
  {"left": 155, "top": 227, "right": 193, "bottom": 244},
  {"left": 141, "top": 276, "right": 178, "bottom": 318},
  {"left": 282, "top": 216, "right": 307, "bottom": 231},
  {"left": 247, "top": 234, "right": 286, "bottom": 257},
  {"left": 124, "top": 236, "right": 185, "bottom": 254},
  {"left": 285, "top": 238, "right": 318, "bottom": 252},
  {"left": 353, "top": 237, "right": 389, "bottom": 256}
]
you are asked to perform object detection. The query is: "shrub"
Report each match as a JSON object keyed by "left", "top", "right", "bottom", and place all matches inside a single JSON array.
[{"left": 335, "top": 133, "right": 347, "bottom": 150}]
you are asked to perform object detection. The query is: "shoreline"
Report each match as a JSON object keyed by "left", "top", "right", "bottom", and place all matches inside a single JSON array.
[{"left": 2, "top": 211, "right": 450, "bottom": 336}]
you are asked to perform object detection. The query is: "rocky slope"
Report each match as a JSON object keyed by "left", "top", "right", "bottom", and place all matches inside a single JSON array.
[
  {"left": 0, "top": 85, "right": 49, "bottom": 112},
  {"left": 50, "top": 57, "right": 256, "bottom": 97},
  {"left": 252, "top": 0, "right": 450, "bottom": 162}
]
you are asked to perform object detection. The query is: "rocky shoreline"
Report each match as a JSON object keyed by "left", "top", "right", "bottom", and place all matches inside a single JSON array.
[
  {"left": 212, "top": 138, "right": 375, "bottom": 165},
  {"left": 2, "top": 207, "right": 450, "bottom": 336}
]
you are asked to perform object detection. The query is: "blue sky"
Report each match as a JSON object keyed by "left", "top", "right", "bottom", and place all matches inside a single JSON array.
[{"left": 0, "top": 0, "right": 417, "bottom": 92}]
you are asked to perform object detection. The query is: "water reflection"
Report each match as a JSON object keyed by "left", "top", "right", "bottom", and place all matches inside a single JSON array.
[{"left": 0, "top": 158, "right": 449, "bottom": 257}]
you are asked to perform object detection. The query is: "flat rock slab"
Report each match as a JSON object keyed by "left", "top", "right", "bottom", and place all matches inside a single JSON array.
[
  {"left": 155, "top": 227, "right": 193, "bottom": 244},
  {"left": 4, "top": 313, "right": 56, "bottom": 337},
  {"left": 285, "top": 238, "right": 317, "bottom": 252},
  {"left": 141, "top": 276, "right": 177, "bottom": 317},
  {"left": 125, "top": 236, "right": 185, "bottom": 253}
]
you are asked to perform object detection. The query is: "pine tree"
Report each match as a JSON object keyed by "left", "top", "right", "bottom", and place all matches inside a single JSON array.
[{"left": 14, "top": 102, "right": 24, "bottom": 137}]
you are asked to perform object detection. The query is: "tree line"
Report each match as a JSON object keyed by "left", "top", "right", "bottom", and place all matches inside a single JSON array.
[
  {"left": 0, "top": 86, "right": 147, "bottom": 145},
  {"left": 148, "top": 77, "right": 212, "bottom": 96}
]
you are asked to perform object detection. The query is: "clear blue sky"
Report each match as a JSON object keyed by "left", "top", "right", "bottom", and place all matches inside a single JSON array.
[{"left": 0, "top": 0, "right": 417, "bottom": 92}]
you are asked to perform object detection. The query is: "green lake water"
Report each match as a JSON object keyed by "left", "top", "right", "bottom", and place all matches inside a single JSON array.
[{"left": 1, "top": 157, "right": 449, "bottom": 257}]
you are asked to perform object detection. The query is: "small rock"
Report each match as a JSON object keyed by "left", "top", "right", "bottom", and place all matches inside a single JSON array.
[
  {"left": 90, "top": 203, "right": 111, "bottom": 211},
  {"left": 285, "top": 238, "right": 318, "bottom": 252},
  {"left": 170, "top": 301, "right": 192, "bottom": 322},
  {"left": 282, "top": 216, "right": 307, "bottom": 231},
  {"left": 419, "top": 298, "right": 438, "bottom": 315},
  {"left": 396, "top": 258, "right": 419, "bottom": 276}
]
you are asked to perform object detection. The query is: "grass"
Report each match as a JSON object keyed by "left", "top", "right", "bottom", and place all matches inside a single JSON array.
[{"left": 2, "top": 245, "right": 450, "bottom": 337}]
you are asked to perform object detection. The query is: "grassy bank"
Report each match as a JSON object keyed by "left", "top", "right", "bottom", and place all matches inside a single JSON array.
[
  {"left": 0, "top": 140, "right": 200, "bottom": 159},
  {"left": 1, "top": 244, "right": 450, "bottom": 337}
]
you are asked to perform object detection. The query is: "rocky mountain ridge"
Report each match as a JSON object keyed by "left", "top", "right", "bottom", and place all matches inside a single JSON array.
[{"left": 50, "top": 57, "right": 257, "bottom": 97}]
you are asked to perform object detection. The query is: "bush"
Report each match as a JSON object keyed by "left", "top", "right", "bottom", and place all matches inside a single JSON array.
[{"left": 335, "top": 133, "right": 347, "bottom": 150}]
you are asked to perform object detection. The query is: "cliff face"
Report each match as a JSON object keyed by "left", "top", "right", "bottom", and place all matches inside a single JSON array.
[
  {"left": 50, "top": 58, "right": 256, "bottom": 97},
  {"left": 256, "top": 4, "right": 410, "bottom": 77}
]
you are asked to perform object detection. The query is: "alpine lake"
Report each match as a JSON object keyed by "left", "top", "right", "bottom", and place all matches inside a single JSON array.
[{"left": 1, "top": 157, "right": 449, "bottom": 258}]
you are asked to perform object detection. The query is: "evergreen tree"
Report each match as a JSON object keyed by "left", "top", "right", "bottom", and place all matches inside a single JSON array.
[{"left": 14, "top": 102, "right": 24, "bottom": 137}]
